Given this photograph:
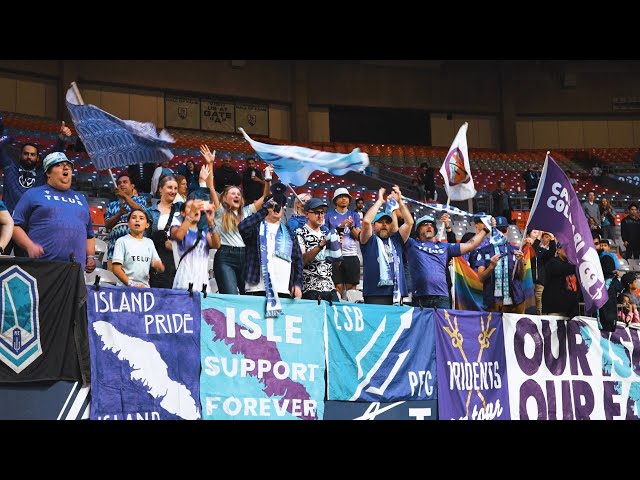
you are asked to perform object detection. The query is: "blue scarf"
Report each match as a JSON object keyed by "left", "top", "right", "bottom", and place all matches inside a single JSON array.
[
  {"left": 259, "top": 221, "right": 293, "bottom": 317},
  {"left": 376, "top": 236, "right": 401, "bottom": 305},
  {"left": 493, "top": 244, "right": 511, "bottom": 304}
]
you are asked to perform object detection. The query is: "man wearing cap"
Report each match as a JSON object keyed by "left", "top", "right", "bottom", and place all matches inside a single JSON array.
[
  {"left": 12, "top": 151, "right": 96, "bottom": 273},
  {"left": 238, "top": 188, "right": 303, "bottom": 315},
  {"left": 542, "top": 241, "right": 580, "bottom": 317},
  {"left": 360, "top": 186, "right": 413, "bottom": 305},
  {"left": 325, "top": 187, "right": 362, "bottom": 297},
  {"left": 476, "top": 216, "right": 526, "bottom": 313},
  {"left": 403, "top": 210, "right": 489, "bottom": 309},
  {"left": 295, "top": 197, "right": 339, "bottom": 302}
]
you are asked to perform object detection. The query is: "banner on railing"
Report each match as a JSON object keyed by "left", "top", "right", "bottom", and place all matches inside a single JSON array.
[
  {"left": 327, "top": 304, "right": 436, "bottom": 402},
  {"left": 503, "top": 314, "right": 640, "bottom": 420},
  {"left": 435, "top": 309, "right": 510, "bottom": 420},
  {"left": 200, "top": 294, "right": 326, "bottom": 420},
  {"left": 87, "top": 286, "right": 201, "bottom": 420}
]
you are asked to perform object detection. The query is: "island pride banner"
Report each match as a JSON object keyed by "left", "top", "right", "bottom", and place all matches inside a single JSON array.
[
  {"left": 435, "top": 309, "right": 510, "bottom": 420},
  {"left": 503, "top": 314, "right": 640, "bottom": 420},
  {"left": 327, "top": 304, "right": 436, "bottom": 402},
  {"left": 200, "top": 295, "right": 326, "bottom": 420},
  {"left": 87, "top": 286, "right": 201, "bottom": 420}
]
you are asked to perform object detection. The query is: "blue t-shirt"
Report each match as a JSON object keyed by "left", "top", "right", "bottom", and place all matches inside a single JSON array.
[
  {"left": 404, "top": 237, "right": 461, "bottom": 297},
  {"left": 13, "top": 185, "right": 94, "bottom": 269},
  {"left": 324, "top": 208, "right": 361, "bottom": 257},
  {"left": 287, "top": 214, "right": 307, "bottom": 233},
  {"left": 361, "top": 231, "right": 407, "bottom": 297},
  {"left": 0, "top": 161, "right": 45, "bottom": 214}
]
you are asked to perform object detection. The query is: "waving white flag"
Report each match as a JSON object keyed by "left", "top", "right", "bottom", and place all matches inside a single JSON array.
[{"left": 439, "top": 122, "right": 476, "bottom": 201}]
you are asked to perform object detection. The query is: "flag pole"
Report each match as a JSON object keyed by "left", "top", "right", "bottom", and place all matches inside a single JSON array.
[
  {"left": 287, "top": 183, "right": 303, "bottom": 204},
  {"left": 69, "top": 82, "right": 118, "bottom": 188}
]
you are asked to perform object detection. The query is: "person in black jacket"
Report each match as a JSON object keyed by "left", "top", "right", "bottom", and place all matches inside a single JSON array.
[
  {"left": 521, "top": 164, "right": 541, "bottom": 207},
  {"left": 525, "top": 230, "right": 556, "bottom": 315},
  {"left": 621, "top": 203, "right": 640, "bottom": 259},
  {"left": 542, "top": 242, "right": 580, "bottom": 317}
]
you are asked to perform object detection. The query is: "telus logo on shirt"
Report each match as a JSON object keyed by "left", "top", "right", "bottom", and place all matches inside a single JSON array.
[
  {"left": 417, "top": 243, "right": 445, "bottom": 255},
  {"left": 43, "top": 190, "right": 84, "bottom": 206}
]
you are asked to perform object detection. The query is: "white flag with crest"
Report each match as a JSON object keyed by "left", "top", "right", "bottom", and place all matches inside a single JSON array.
[{"left": 438, "top": 122, "right": 476, "bottom": 201}]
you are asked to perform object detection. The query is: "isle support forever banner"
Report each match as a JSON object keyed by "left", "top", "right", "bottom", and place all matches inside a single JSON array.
[
  {"left": 87, "top": 286, "right": 201, "bottom": 420},
  {"left": 200, "top": 294, "right": 326, "bottom": 420}
]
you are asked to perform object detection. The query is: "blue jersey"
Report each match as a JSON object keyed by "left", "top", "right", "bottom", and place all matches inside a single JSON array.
[
  {"left": 404, "top": 237, "right": 461, "bottom": 297},
  {"left": 13, "top": 185, "right": 94, "bottom": 269},
  {"left": 361, "top": 232, "right": 407, "bottom": 297}
]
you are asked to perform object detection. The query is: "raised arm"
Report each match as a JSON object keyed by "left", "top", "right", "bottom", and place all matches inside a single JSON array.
[
  {"left": 393, "top": 186, "right": 414, "bottom": 243},
  {"left": 360, "top": 187, "right": 385, "bottom": 245},
  {"left": 0, "top": 209, "right": 14, "bottom": 254},
  {"left": 459, "top": 227, "right": 489, "bottom": 256},
  {"left": 252, "top": 164, "right": 274, "bottom": 211},
  {"left": 199, "top": 145, "right": 220, "bottom": 209}
]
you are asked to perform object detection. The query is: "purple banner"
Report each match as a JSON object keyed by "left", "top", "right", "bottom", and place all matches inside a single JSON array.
[
  {"left": 526, "top": 154, "right": 607, "bottom": 312},
  {"left": 435, "top": 309, "right": 510, "bottom": 420}
]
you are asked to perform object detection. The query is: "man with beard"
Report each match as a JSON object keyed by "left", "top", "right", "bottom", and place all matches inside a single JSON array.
[
  {"left": 0, "top": 120, "right": 71, "bottom": 254},
  {"left": 241, "top": 157, "right": 265, "bottom": 204},
  {"left": 360, "top": 186, "right": 413, "bottom": 305},
  {"left": 403, "top": 211, "right": 489, "bottom": 309},
  {"left": 12, "top": 152, "right": 96, "bottom": 273},
  {"left": 295, "top": 197, "right": 339, "bottom": 303}
]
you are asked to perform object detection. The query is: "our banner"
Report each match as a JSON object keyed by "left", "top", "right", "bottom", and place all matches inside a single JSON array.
[
  {"left": 503, "top": 314, "right": 640, "bottom": 420},
  {"left": 526, "top": 154, "right": 607, "bottom": 312},
  {"left": 439, "top": 122, "right": 476, "bottom": 201},
  {"left": 0, "top": 258, "right": 89, "bottom": 384},
  {"left": 66, "top": 87, "right": 175, "bottom": 170},
  {"left": 87, "top": 286, "right": 201, "bottom": 420},
  {"left": 240, "top": 128, "right": 369, "bottom": 186},
  {"left": 435, "top": 309, "right": 510, "bottom": 420},
  {"left": 327, "top": 304, "right": 436, "bottom": 402},
  {"left": 200, "top": 294, "right": 326, "bottom": 420}
]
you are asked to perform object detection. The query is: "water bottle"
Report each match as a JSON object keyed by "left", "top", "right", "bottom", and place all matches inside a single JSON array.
[{"left": 264, "top": 166, "right": 273, "bottom": 181}]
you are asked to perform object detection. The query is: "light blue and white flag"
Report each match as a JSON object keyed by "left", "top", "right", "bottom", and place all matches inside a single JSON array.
[
  {"left": 239, "top": 128, "right": 369, "bottom": 186},
  {"left": 66, "top": 87, "right": 175, "bottom": 170},
  {"left": 385, "top": 197, "right": 399, "bottom": 215}
]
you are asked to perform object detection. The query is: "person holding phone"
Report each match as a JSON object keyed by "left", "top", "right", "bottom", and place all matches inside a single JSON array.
[{"left": 476, "top": 216, "right": 526, "bottom": 313}]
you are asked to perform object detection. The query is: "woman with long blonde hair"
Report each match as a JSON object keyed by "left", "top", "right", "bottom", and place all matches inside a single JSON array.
[{"left": 200, "top": 145, "right": 271, "bottom": 294}]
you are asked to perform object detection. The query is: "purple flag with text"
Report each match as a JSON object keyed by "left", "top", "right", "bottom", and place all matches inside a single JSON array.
[
  {"left": 526, "top": 153, "right": 607, "bottom": 312},
  {"left": 66, "top": 87, "right": 175, "bottom": 170},
  {"left": 239, "top": 128, "right": 369, "bottom": 186}
]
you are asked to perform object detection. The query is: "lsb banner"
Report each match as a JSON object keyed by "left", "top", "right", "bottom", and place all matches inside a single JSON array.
[
  {"left": 327, "top": 304, "right": 436, "bottom": 402},
  {"left": 87, "top": 286, "right": 201, "bottom": 420},
  {"left": 503, "top": 314, "right": 640, "bottom": 420},
  {"left": 200, "top": 294, "right": 326, "bottom": 420},
  {"left": 324, "top": 400, "right": 438, "bottom": 420}
]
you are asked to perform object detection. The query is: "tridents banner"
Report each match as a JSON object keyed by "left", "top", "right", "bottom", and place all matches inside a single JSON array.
[
  {"left": 327, "top": 304, "right": 436, "bottom": 402},
  {"left": 503, "top": 314, "right": 640, "bottom": 420},
  {"left": 200, "top": 294, "right": 326, "bottom": 420},
  {"left": 0, "top": 258, "right": 89, "bottom": 383},
  {"left": 526, "top": 154, "right": 607, "bottom": 312},
  {"left": 435, "top": 309, "right": 510, "bottom": 420},
  {"left": 87, "top": 286, "right": 201, "bottom": 420},
  {"left": 439, "top": 122, "right": 476, "bottom": 201}
]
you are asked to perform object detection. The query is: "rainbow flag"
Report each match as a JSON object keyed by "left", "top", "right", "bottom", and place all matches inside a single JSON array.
[
  {"left": 453, "top": 244, "right": 537, "bottom": 313},
  {"left": 521, "top": 243, "right": 537, "bottom": 315},
  {"left": 453, "top": 256, "right": 484, "bottom": 311}
]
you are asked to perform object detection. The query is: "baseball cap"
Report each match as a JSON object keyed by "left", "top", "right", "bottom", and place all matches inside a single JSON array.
[
  {"left": 373, "top": 212, "right": 392, "bottom": 223},
  {"left": 415, "top": 215, "right": 436, "bottom": 228},
  {"left": 43, "top": 151, "right": 73, "bottom": 172},
  {"left": 304, "top": 198, "right": 328, "bottom": 212},
  {"left": 332, "top": 187, "right": 352, "bottom": 204},
  {"left": 473, "top": 212, "right": 487, "bottom": 224}
]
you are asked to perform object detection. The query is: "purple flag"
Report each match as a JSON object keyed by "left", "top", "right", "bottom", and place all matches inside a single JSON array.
[
  {"left": 435, "top": 309, "right": 511, "bottom": 420},
  {"left": 526, "top": 154, "right": 608, "bottom": 312}
]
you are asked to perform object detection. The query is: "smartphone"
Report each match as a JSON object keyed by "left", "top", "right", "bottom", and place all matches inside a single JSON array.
[
  {"left": 499, "top": 252, "right": 509, "bottom": 259},
  {"left": 335, "top": 226, "right": 345, "bottom": 234}
]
